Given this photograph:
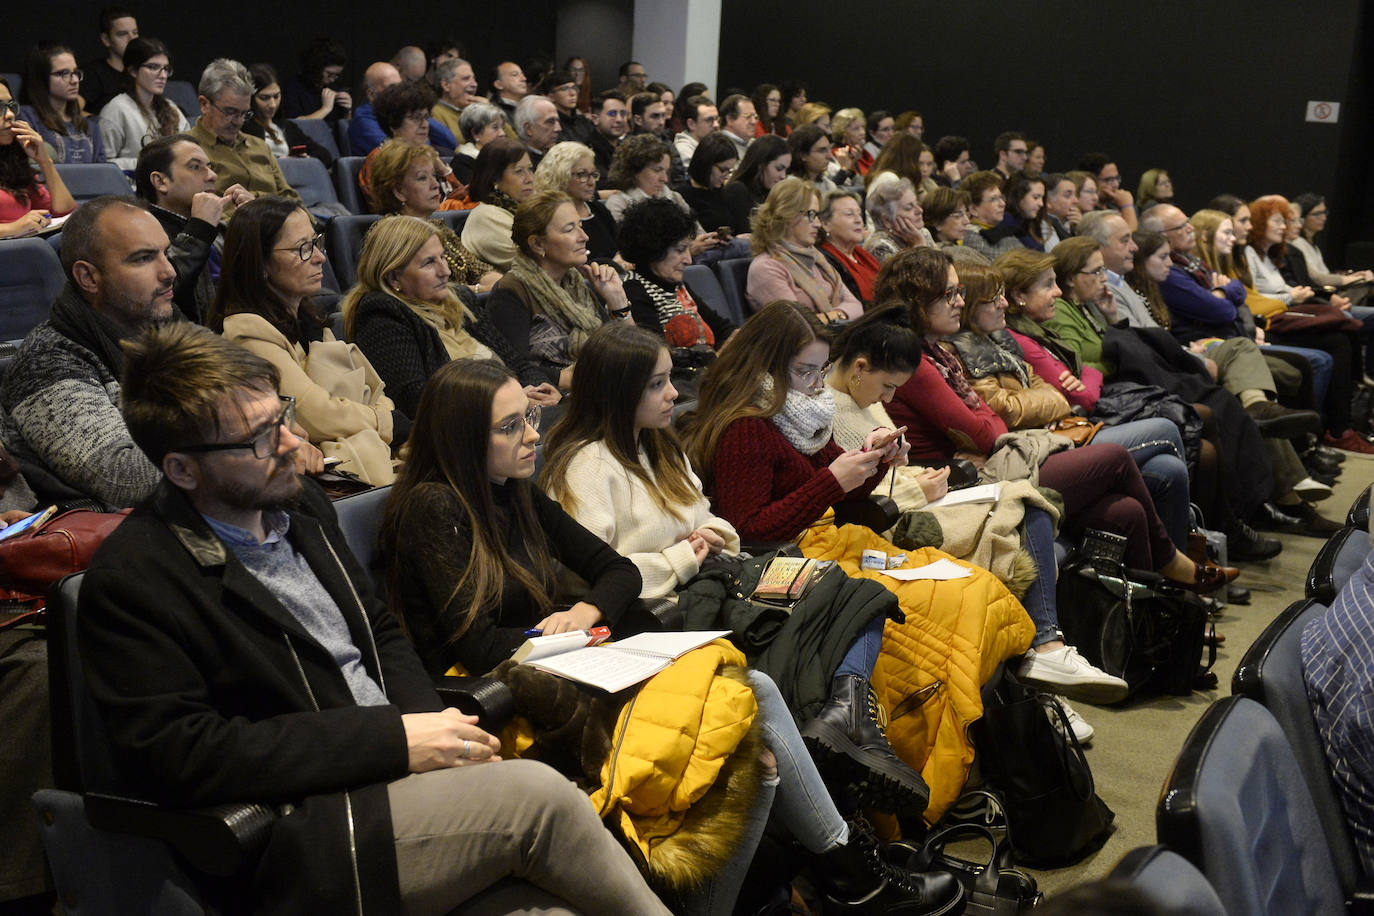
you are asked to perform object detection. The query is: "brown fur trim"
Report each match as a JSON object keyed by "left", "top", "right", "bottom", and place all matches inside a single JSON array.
[{"left": 1004, "top": 547, "right": 1037, "bottom": 598}]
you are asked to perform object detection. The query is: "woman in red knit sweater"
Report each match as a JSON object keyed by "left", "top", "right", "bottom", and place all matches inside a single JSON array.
[
  {"left": 881, "top": 247, "right": 1233, "bottom": 589},
  {"left": 680, "top": 300, "right": 899, "bottom": 543}
]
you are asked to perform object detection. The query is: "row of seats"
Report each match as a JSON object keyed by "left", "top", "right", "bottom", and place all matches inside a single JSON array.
[{"left": 1135, "top": 485, "right": 1374, "bottom": 914}]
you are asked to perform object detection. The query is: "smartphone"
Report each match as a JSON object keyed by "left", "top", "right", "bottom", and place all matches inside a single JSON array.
[
  {"left": 0, "top": 505, "right": 57, "bottom": 543},
  {"left": 289, "top": 145, "right": 308, "bottom": 158},
  {"left": 866, "top": 426, "right": 908, "bottom": 452},
  {"left": 716, "top": 225, "right": 734, "bottom": 242}
]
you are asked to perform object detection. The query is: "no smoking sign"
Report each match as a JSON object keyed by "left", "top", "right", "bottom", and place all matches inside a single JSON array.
[{"left": 1306, "top": 100, "right": 1341, "bottom": 123}]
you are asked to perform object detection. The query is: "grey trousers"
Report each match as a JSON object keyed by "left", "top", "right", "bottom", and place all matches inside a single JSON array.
[
  {"left": 1211, "top": 336, "right": 1277, "bottom": 395},
  {"left": 388, "top": 758, "right": 673, "bottom": 916}
]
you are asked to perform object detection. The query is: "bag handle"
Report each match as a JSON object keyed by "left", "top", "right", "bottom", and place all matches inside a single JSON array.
[
  {"left": 908, "top": 821, "right": 1005, "bottom": 897},
  {"left": 1042, "top": 695, "right": 1095, "bottom": 802}
]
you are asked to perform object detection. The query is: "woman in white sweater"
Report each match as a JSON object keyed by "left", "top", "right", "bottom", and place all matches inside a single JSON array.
[{"left": 97, "top": 37, "right": 188, "bottom": 170}]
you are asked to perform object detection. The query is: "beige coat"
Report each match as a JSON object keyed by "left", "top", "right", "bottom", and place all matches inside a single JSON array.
[{"left": 221, "top": 313, "right": 397, "bottom": 485}]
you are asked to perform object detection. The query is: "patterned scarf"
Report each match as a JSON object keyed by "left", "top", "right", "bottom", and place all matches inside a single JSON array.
[
  {"left": 628, "top": 270, "right": 714, "bottom": 347},
  {"left": 505, "top": 253, "right": 609, "bottom": 359},
  {"left": 760, "top": 374, "right": 835, "bottom": 455},
  {"left": 485, "top": 189, "right": 521, "bottom": 214},
  {"left": 923, "top": 339, "right": 983, "bottom": 410},
  {"left": 775, "top": 241, "right": 846, "bottom": 314}
]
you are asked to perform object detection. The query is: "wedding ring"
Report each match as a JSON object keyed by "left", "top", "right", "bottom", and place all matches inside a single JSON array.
[{"left": 461, "top": 739, "right": 470, "bottom": 758}]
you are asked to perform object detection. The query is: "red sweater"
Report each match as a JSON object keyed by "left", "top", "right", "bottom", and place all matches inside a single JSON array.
[
  {"left": 888, "top": 358, "right": 1008, "bottom": 459},
  {"left": 1007, "top": 329, "right": 1103, "bottom": 412},
  {"left": 708, "top": 416, "right": 884, "bottom": 541},
  {"left": 821, "top": 241, "right": 881, "bottom": 303}
]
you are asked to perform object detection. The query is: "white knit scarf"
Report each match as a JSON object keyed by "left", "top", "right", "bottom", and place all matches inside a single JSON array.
[{"left": 761, "top": 374, "right": 836, "bottom": 455}]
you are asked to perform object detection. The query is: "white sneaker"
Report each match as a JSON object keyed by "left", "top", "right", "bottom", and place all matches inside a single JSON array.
[
  {"left": 1047, "top": 699, "right": 1094, "bottom": 745},
  {"left": 1018, "top": 645, "right": 1129, "bottom": 704},
  {"left": 1293, "top": 477, "right": 1334, "bottom": 502}
]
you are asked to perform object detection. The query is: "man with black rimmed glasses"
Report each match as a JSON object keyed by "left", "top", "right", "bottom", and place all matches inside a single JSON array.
[
  {"left": 75, "top": 320, "right": 675, "bottom": 914},
  {"left": 188, "top": 58, "right": 298, "bottom": 213}
]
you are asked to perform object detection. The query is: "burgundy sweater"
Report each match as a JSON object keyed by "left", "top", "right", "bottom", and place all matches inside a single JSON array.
[
  {"left": 708, "top": 416, "right": 884, "bottom": 542},
  {"left": 887, "top": 358, "right": 1008, "bottom": 459}
]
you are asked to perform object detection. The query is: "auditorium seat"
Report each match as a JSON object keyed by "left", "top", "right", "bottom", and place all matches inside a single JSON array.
[
  {"left": 1306, "top": 525, "right": 1370, "bottom": 604},
  {"left": 684, "top": 264, "right": 739, "bottom": 326},
  {"left": 276, "top": 156, "right": 341, "bottom": 214},
  {"left": 714, "top": 258, "right": 751, "bottom": 321},
  {"left": 288, "top": 117, "right": 340, "bottom": 161},
  {"left": 0, "top": 237, "right": 64, "bottom": 342},
  {"left": 163, "top": 81, "right": 199, "bottom": 120},
  {"left": 1108, "top": 845, "right": 1226, "bottom": 916},
  {"left": 55, "top": 163, "right": 132, "bottom": 203},
  {"left": 327, "top": 213, "right": 381, "bottom": 290},
  {"left": 333, "top": 156, "right": 366, "bottom": 214}
]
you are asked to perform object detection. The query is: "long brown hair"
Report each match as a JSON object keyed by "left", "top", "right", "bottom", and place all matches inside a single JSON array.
[
  {"left": 208, "top": 196, "right": 323, "bottom": 344},
  {"left": 679, "top": 301, "right": 831, "bottom": 483},
  {"left": 382, "top": 359, "right": 554, "bottom": 646},
  {"left": 24, "top": 43, "right": 87, "bottom": 135},
  {"left": 122, "top": 38, "right": 181, "bottom": 139},
  {"left": 541, "top": 323, "right": 699, "bottom": 519}
]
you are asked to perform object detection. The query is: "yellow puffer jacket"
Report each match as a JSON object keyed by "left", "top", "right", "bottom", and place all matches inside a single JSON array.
[
  {"left": 585, "top": 641, "right": 763, "bottom": 890},
  {"left": 799, "top": 525, "right": 1035, "bottom": 824}
]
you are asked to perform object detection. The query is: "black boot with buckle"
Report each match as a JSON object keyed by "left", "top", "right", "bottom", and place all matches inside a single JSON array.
[
  {"left": 813, "top": 818, "right": 965, "bottom": 915},
  {"left": 802, "top": 674, "right": 929, "bottom": 815}
]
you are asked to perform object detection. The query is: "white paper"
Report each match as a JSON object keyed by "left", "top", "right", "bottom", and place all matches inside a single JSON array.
[
  {"left": 925, "top": 482, "right": 1002, "bottom": 509},
  {"left": 530, "top": 649, "right": 672, "bottom": 693},
  {"left": 610, "top": 630, "right": 731, "bottom": 658},
  {"left": 880, "top": 559, "right": 973, "bottom": 581}
]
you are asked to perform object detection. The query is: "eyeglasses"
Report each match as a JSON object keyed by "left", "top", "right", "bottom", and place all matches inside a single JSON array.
[
  {"left": 493, "top": 405, "right": 541, "bottom": 438},
  {"left": 274, "top": 233, "right": 325, "bottom": 262},
  {"left": 789, "top": 361, "right": 833, "bottom": 387},
  {"left": 208, "top": 99, "right": 251, "bottom": 122},
  {"left": 976, "top": 288, "right": 1007, "bottom": 305},
  {"left": 1078, "top": 266, "right": 1107, "bottom": 278},
  {"left": 177, "top": 396, "right": 296, "bottom": 460},
  {"left": 0, "top": 100, "right": 18, "bottom": 117},
  {"left": 800, "top": 209, "right": 820, "bottom": 222},
  {"left": 1099, "top": 174, "right": 1121, "bottom": 185},
  {"left": 570, "top": 169, "right": 601, "bottom": 183},
  {"left": 1161, "top": 221, "right": 1192, "bottom": 234},
  {"left": 934, "top": 284, "right": 966, "bottom": 306},
  {"left": 139, "top": 63, "right": 174, "bottom": 76},
  {"left": 51, "top": 68, "right": 83, "bottom": 82}
]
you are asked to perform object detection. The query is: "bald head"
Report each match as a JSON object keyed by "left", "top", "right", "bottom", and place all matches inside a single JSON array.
[
  {"left": 1141, "top": 204, "right": 1195, "bottom": 254},
  {"left": 364, "top": 62, "right": 403, "bottom": 101},
  {"left": 391, "top": 46, "right": 426, "bottom": 82}
]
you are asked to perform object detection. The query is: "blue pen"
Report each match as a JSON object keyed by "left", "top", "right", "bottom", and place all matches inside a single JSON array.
[{"left": 523, "top": 628, "right": 543, "bottom": 637}]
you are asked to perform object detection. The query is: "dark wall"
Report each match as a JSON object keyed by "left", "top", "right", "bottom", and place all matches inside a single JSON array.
[
  {"left": 720, "top": 0, "right": 1371, "bottom": 257},
  {"left": 0, "top": 2, "right": 558, "bottom": 103}
]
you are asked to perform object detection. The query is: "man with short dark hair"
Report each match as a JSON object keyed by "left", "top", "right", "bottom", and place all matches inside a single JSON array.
[
  {"left": 490, "top": 61, "right": 527, "bottom": 123},
  {"left": 588, "top": 89, "right": 628, "bottom": 188},
  {"left": 629, "top": 91, "right": 685, "bottom": 187},
  {"left": 992, "top": 131, "right": 1027, "bottom": 180},
  {"left": 719, "top": 93, "right": 756, "bottom": 159},
  {"left": 1078, "top": 152, "right": 1137, "bottom": 229},
  {"left": 543, "top": 68, "right": 592, "bottom": 144},
  {"left": 188, "top": 59, "right": 299, "bottom": 207},
  {"left": 78, "top": 321, "right": 675, "bottom": 914},
  {"left": 82, "top": 5, "right": 139, "bottom": 111},
  {"left": 617, "top": 60, "right": 647, "bottom": 95},
  {"left": 0, "top": 197, "right": 171, "bottom": 507},
  {"left": 514, "top": 94, "right": 560, "bottom": 167},
  {"left": 864, "top": 110, "right": 894, "bottom": 160},
  {"left": 134, "top": 134, "right": 252, "bottom": 322},
  {"left": 674, "top": 95, "right": 717, "bottom": 166}
]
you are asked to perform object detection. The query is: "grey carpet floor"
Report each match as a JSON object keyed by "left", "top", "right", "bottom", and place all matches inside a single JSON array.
[{"left": 1024, "top": 452, "right": 1374, "bottom": 900}]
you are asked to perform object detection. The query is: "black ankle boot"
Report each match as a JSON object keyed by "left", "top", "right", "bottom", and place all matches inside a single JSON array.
[
  {"left": 814, "top": 819, "right": 964, "bottom": 915},
  {"left": 1226, "top": 520, "right": 1282, "bottom": 561},
  {"left": 801, "top": 675, "right": 929, "bottom": 814}
]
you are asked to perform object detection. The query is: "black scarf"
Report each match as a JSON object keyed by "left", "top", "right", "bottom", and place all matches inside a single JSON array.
[{"left": 47, "top": 282, "right": 139, "bottom": 378}]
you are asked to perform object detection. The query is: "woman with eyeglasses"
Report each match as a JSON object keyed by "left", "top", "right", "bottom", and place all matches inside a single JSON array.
[
  {"left": 679, "top": 133, "right": 748, "bottom": 240},
  {"left": 242, "top": 63, "right": 334, "bottom": 167},
  {"left": 1292, "top": 194, "right": 1374, "bottom": 290},
  {"left": 97, "top": 37, "right": 188, "bottom": 170},
  {"left": 0, "top": 77, "right": 75, "bottom": 239},
  {"left": 746, "top": 177, "right": 861, "bottom": 322},
  {"left": 20, "top": 42, "right": 106, "bottom": 163},
  {"left": 1135, "top": 168, "right": 1173, "bottom": 215},
  {"left": 921, "top": 187, "right": 973, "bottom": 258},
  {"left": 881, "top": 247, "right": 1233, "bottom": 592},
  {"left": 210, "top": 197, "right": 402, "bottom": 485},
  {"left": 534, "top": 140, "right": 620, "bottom": 263},
  {"left": 460, "top": 138, "right": 537, "bottom": 271},
  {"left": 604, "top": 134, "right": 727, "bottom": 259}
]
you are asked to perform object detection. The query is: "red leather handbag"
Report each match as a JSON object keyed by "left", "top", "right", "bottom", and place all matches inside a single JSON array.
[{"left": 0, "top": 509, "right": 131, "bottom": 611}]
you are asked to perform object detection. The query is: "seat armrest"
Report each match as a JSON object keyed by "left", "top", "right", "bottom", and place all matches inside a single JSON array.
[
  {"left": 84, "top": 793, "right": 276, "bottom": 877},
  {"left": 433, "top": 675, "right": 515, "bottom": 729},
  {"left": 618, "top": 597, "right": 682, "bottom": 635},
  {"left": 833, "top": 495, "right": 900, "bottom": 533}
]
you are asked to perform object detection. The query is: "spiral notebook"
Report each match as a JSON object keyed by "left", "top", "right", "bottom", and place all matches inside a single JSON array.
[{"left": 522, "top": 630, "right": 732, "bottom": 693}]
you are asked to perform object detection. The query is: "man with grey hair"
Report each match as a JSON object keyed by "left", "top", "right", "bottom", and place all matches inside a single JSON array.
[
  {"left": 513, "top": 95, "right": 561, "bottom": 167},
  {"left": 430, "top": 57, "right": 479, "bottom": 141},
  {"left": 189, "top": 58, "right": 298, "bottom": 207}
]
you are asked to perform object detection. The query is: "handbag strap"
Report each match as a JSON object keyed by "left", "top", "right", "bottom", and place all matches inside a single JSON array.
[
  {"left": 1041, "top": 694, "right": 1095, "bottom": 802},
  {"left": 907, "top": 821, "right": 1005, "bottom": 897}
]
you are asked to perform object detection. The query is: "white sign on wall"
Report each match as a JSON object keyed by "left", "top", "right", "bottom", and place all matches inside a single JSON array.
[{"left": 1306, "top": 101, "right": 1341, "bottom": 123}]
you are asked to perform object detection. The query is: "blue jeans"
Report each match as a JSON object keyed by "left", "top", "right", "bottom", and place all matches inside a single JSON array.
[
  {"left": 1265, "top": 344, "right": 1333, "bottom": 407},
  {"left": 1092, "top": 418, "right": 1191, "bottom": 548},
  {"left": 1019, "top": 505, "right": 1061, "bottom": 647},
  {"left": 834, "top": 616, "right": 885, "bottom": 679}
]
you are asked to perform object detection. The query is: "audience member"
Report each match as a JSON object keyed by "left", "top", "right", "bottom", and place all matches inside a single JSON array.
[
  {"left": 866, "top": 133, "right": 930, "bottom": 200},
  {"left": 603, "top": 135, "right": 724, "bottom": 265},
  {"left": 341, "top": 215, "right": 557, "bottom": 416},
  {"left": 98, "top": 37, "right": 188, "bottom": 170},
  {"left": 391, "top": 45, "right": 427, "bottom": 83},
  {"left": 533, "top": 140, "right": 619, "bottom": 261},
  {"left": 489, "top": 61, "right": 527, "bottom": 122},
  {"left": 673, "top": 94, "right": 717, "bottom": 166},
  {"left": 1001, "top": 170, "right": 1049, "bottom": 251},
  {"left": 991, "top": 131, "right": 1027, "bottom": 180},
  {"left": 779, "top": 80, "right": 808, "bottom": 132},
  {"left": 723, "top": 133, "right": 791, "bottom": 220},
  {"left": 369, "top": 80, "right": 456, "bottom": 158},
  {"left": 1042, "top": 172, "right": 1078, "bottom": 246},
  {"left": 829, "top": 108, "right": 870, "bottom": 177},
  {"left": 543, "top": 68, "right": 592, "bottom": 145},
  {"left": 278, "top": 37, "right": 350, "bottom": 122},
  {"left": 615, "top": 60, "right": 647, "bottom": 96},
  {"left": 819, "top": 189, "right": 882, "bottom": 302},
  {"left": 564, "top": 55, "right": 591, "bottom": 112},
  {"left": 1135, "top": 168, "right": 1172, "bottom": 213},
  {"left": 486, "top": 190, "right": 630, "bottom": 386},
  {"left": 586, "top": 90, "right": 628, "bottom": 185},
  {"left": 1078, "top": 152, "right": 1137, "bottom": 230},
  {"left": 961, "top": 170, "right": 1021, "bottom": 260},
  {"left": 513, "top": 94, "right": 561, "bottom": 167},
  {"left": 789, "top": 123, "right": 839, "bottom": 194},
  {"left": 79, "top": 320, "right": 670, "bottom": 914},
  {"left": 895, "top": 109, "right": 924, "bottom": 139},
  {"left": 1, "top": 196, "right": 170, "bottom": 506},
  {"left": 21, "top": 43, "right": 106, "bottom": 163},
  {"left": 1067, "top": 170, "right": 1098, "bottom": 233},
  {"left": 747, "top": 176, "right": 862, "bottom": 321},
  {"left": 752, "top": 83, "right": 784, "bottom": 137},
  {"left": 863, "top": 110, "right": 894, "bottom": 160},
  {"left": 719, "top": 93, "right": 757, "bottom": 159},
  {"left": 423, "top": 37, "right": 463, "bottom": 89},
  {"left": 134, "top": 133, "right": 252, "bottom": 321},
  {"left": 865, "top": 176, "right": 932, "bottom": 264},
  {"left": 450, "top": 101, "right": 506, "bottom": 185},
  {"left": 1292, "top": 193, "right": 1374, "bottom": 290},
  {"left": 931, "top": 135, "right": 971, "bottom": 185},
  {"left": 794, "top": 101, "right": 832, "bottom": 133},
  {"left": 243, "top": 63, "right": 332, "bottom": 166},
  {"left": 429, "top": 57, "right": 479, "bottom": 141},
  {"left": 189, "top": 59, "right": 299, "bottom": 207},
  {"left": 346, "top": 61, "right": 403, "bottom": 156},
  {"left": 1025, "top": 139, "right": 1045, "bottom": 175},
  {"left": 923, "top": 186, "right": 975, "bottom": 259},
  {"left": 0, "top": 77, "right": 75, "bottom": 238},
  {"left": 80, "top": 6, "right": 139, "bottom": 112},
  {"left": 208, "top": 197, "right": 399, "bottom": 484},
  {"left": 678, "top": 132, "right": 747, "bottom": 238},
  {"left": 460, "top": 138, "right": 537, "bottom": 270}
]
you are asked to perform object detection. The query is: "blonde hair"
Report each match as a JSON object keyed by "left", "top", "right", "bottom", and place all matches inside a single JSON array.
[
  {"left": 534, "top": 140, "right": 596, "bottom": 193},
  {"left": 794, "top": 102, "right": 831, "bottom": 128},
  {"left": 830, "top": 108, "right": 864, "bottom": 145},
  {"left": 750, "top": 176, "right": 820, "bottom": 254},
  {"left": 340, "top": 215, "right": 468, "bottom": 338},
  {"left": 364, "top": 139, "right": 443, "bottom": 215},
  {"left": 1190, "top": 208, "right": 1237, "bottom": 278}
]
